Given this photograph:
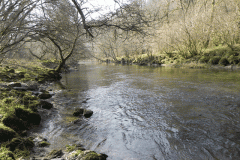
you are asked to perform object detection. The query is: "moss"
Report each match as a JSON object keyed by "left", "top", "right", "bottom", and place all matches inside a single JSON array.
[
  {"left": 0, "top": 148, "right": 15, "bottom": 160},
  {"left": 219, "top": 57, "right": 230, "bottom": 66},
  {"left": 66, "top": 144, "right": 77, "bottom": 152},
  {"left": 2, "top": 114, "right": 28, "bottom": 132},
  {"left": 47, "top": 149, "right": 63, "bottom": 159},
  {"left": 199, "top": 56, "right": 210, "bottom": 63},
  {"left": 82, "top": 151, "right": 103, "bottom": 160},
  {"left": 208, "top": 56, "right": 221, "bottom": 65},
  {"left": 228, "top": 55, "right": 240, "bottom": 64},
  {"left": 0, "top": 123, "right": 17, "bottom": 142},
  {"left": 39, "top": 141, "right": 50, "bottom": 147},
  {"left": 203, "top": 45, "right": 231, "bottom": 56}
]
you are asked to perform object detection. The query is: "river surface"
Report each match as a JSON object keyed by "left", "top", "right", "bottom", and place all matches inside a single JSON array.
[{"left": 32, "top": 62, "right": 240, "bottom": 160}]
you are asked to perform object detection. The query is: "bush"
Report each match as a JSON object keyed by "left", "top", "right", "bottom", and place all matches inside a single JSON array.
[
  {"left": 208, "top": 56, "right": 221, "bottom": 65},
  {"left": 228, "top": 55, "right": 240, "bottom": 64},
  {"left": 219, "top": 57, "right": 229, "bottom": 66},
  {"left": 199, "top": 56, "right": 210, "bottom": 63}
]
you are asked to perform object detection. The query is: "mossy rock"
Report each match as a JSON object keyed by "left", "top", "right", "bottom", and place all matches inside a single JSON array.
[
  {"left": 38, "top": 93, "right": 52, "bottom": 99},
  {"left": 83, "top": 110, "right": 93, "bottom": 118},
  {"left": 6, "top": 137, "right": 34, "bottom": 151},
  {"left": 6, "top": 69, "right": 15, "bottom": 73},
  {"left": 39, "top": 101, "right": 53, "bottom": 109},
  {"left": 2, "top": 114, "right": 28, "bottom": 132},
  {"left": 0, "top": 150, "right": 15, "bottom": 160},
  {"left": 208, "top": 56, "right": 221, "bottom": 65},
  {"left": 75, "top": 150, "right": 108, "bottom": 160},
  {"left": 219, "top": 57, "right": 229, "bottom": 66},
  {"left": 14, "top": 108, "right": 41, "bottom": 125},
  {"left": 199, "top": 56, "right": 210, "bottom": 63},
  {"left": 73, "top": 108, "right": 84, "bottom": 116},
  {"left": 38, "top": 141, "right": 50, "bottom": 147},
  {"left": 47, "top": 149, "right": 63, "bottom": 159},
  {"left": 0, "top": 123, "right": 17, "bottom": 142}
]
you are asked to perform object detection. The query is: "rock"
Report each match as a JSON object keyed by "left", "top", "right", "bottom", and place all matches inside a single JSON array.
[
  {"left": 47, "top": 150, "right": 63, "bottom": 159},
  {"left": 13, "top": 87, "right": 27, "bottom": 91},
  {"left": 32, "top": 91, "right": 42, "bottom": 96},
  {"left": 6, "top": 137, "right": 34, "bottom": 151},
  {"left": 17, "top": 71, "right": 25, "bottom": 78},
  {"left": 0, "top": 124, "right": 17, "bottom": 142},
  {"left": 38, "top": 141, "right": 50, "bottom": 147},
  {"left": 2, "top": 115, "right": 28, "bottom": 132},
  {"left": 73, "top": 108, "right": 84, "bottom": 116},
  {"left": 15, "top": 108, "right": 41, "bottom": 125},
  {"left": 40, "top": 101, "right": 53, "bottom": 109},
  {"left": 28, "top": 84, "right": 39, "bottom": 91},
  {"left": 38, "top": 93, "right": 52, "bottom": 99},
  {"left": 8, "top": 82, "right": 21, "bottom": 88},
  {"left": 84, "top": 110, "right": 93, "bottom": 118},
  {"left": 67, "top": 150, "right": 107, "bottom": 160},
  {"left": 7, "top": 68, "right": 15, "bottom": 73}
]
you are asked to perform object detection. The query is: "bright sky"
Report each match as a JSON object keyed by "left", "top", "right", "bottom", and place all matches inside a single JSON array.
[{"left": 82, "top": 0, "right": 129, "bottom": 19}]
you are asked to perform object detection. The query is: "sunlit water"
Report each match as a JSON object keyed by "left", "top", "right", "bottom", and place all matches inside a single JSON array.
[{"left": 32, "top": 62, "right": 240, "bottom": 160}]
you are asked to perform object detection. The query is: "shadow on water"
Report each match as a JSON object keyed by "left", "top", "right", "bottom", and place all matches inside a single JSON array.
[{"left": 31, "top": 62, "right": 240, "bottom": 159}]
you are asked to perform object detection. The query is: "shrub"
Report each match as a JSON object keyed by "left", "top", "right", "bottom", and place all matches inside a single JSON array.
[
  {"left": 228, "top": 55, "right": 240, "bottom": 64},
  {"left": 219, "top": 57, "right": 229, "bottom": 66},
  {"left": 208, "top": 56, "right": 221, "bottom": 65},
  {"left": 199, "top": 56, "right": 210, "bottom": 63}
]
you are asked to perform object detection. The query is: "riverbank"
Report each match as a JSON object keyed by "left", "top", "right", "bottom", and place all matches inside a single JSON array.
[
  {"left": 102, "top": 44, "right": 240, "bottom": 70},
  {"left": 0, "top": 60, "right": 107, "bottom": 160}
]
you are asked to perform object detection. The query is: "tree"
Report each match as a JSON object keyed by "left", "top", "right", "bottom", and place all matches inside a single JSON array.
[
  {"left": 33, "top": 0, "right": 85, "bottom": 72},
  {"left": 0, "top": 0, "right": 37, "bottom": 62}
]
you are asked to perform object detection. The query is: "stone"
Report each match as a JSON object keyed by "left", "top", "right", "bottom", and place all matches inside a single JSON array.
[
  {"left": 13, "top": 87, "right": 27, "bottom": 91},
  {"left": 73, "top": 108, "right": 84, "bottom": 116},
  {"left": 15, "top": 108, "right": 41, "bottom": 125},
  {"left": 0, "top": 124, "right": 17, "bottom": 142},
  {"left": 83, "top": 110, "right": 93, "bottom": 118},
  {"left": 38, "top": 93, "right": 52, "bottom": 99},
  {"left": 8, "top": 82, "right": 21, "bottom": 88},
  {"left": 40, "top": 101, "right": 53, "bottom": 109},
  {"left": 47, "top": 150, "right": 63, "bottom": 159},
  {"left": 2, "top": 115, "right": 28, "bottom": 132},
  {"left": 7, "top": 68, "right": 15, "bottom": 73}
]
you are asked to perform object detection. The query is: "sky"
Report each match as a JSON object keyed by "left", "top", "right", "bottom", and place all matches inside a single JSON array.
[{"left": 81, "top": 0, "right": 129, "bottom": 19}]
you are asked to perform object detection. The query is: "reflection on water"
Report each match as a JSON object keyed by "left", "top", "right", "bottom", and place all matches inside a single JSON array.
[{"left": 35, "top": 62, "right": 240, "bottom": 159}]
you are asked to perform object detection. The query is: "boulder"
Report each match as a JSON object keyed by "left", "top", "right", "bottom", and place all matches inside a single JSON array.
[
  {"left": 2, "top": 115, "right": 28, "bottom": 132},
  {"left": 84, "top": 110, "right": 93, "bottom": 118},
  {"left": 6, "top": 137, "right": 34, "bottom": 151},
  {"left": 12, "top": 87, "right": 27, "bottom": 91},
  {"left": 47, "top": 149, "right": 63, "bottom": 159},
  {"left": 0, "top": 124, "right": 17, "bottom": 142},
  {"left": 65, "top": 150, "right": 107, "bottom": 160},
  {"left": 38, "top": 93, "right": 52, "bottom": 99},
  {"left": 8, "top": 82, "right": 21, "bottom": 88},
  {"left": 73, "top": 108, "right": 84, "bottom": 116},
  {"left": 40, "top": 101, "right": 53, "bottom": 109},
  {"left": 15, "top": 108, "right": 41, "bottom": 125}
]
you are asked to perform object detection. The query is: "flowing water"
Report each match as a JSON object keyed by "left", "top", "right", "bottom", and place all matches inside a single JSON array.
[{"left": 32, "top": 62, "right": 240, "bottom": 160}]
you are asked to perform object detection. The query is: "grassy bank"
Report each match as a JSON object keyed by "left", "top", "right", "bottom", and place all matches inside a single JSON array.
[
  {"left": 112, "top": 45, "right": 240, "bottom": 69},
  {"left": 0, "top": 60, "right": 61, "bottom": 159}
]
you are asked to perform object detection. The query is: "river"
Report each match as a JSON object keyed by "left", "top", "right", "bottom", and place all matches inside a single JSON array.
[{"left": 31, "top": 62, "right": 240, "bottom": 160}]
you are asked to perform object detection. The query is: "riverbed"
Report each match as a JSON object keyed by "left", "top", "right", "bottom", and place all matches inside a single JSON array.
[{"left": 31, "top": 62, "right": 240, "bottom": 160}]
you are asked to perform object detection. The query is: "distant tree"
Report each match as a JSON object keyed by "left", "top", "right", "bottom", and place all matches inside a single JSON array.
[{"left": 0, "top": 0, "right": 37, "bottom": 62}]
